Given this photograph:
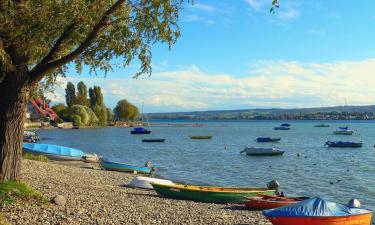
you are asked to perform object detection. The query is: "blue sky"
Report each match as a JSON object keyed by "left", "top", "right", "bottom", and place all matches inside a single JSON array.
[{"left": 53, "top": 0, "right": 375, "bottom": 112}]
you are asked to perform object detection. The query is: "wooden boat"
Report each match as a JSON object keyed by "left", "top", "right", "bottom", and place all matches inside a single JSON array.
[
  {"left": 256, "top": 137, "right": 281, "bottom": 143},
  {"left": 22, "top": 143, "right": 84, "bottom": 161},
  {"left": 263, "top": 197, "right": 372, "bottom": 225},
  {"left": 142, "top": 139, "right": 165, "bottom": 142},
  {"left": 128, "top": 177, "right": 174, "bottom": 190},
  {"left": 240, "top": 147, "right": 284, "bottom": 156},
  {"left": 325, "top": 141, "right": 362, "bottom": 148},
  {"left": 151, "top": 183, "right": 276, "bottom": 203},
  {"left": 100, "top": 159, "right": 152, "bottom": 174},
  {"left": 244, "top": 194, "right": 309, "bottom": 210},
  {"left": 274, "top": 126, "right": 290, "bottom": 130},
  {"left": 130, "top": 127, "right": 151, "bottom": 134},
  {"left": 190, "top": 136, "right": 212, "bottom": 139}
]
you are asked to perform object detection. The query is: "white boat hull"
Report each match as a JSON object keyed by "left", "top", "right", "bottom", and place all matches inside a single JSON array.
[{"left": 128, "top": 177, "right": 174, "bottom": 190}]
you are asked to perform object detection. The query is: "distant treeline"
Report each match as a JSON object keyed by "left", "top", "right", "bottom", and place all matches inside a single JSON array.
[{"left": 148, "top": 107, "right": 375, "bottom": 121}]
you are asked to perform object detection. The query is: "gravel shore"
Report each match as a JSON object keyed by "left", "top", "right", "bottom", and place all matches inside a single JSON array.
[{"left": 3, "top": 160, "right": 271, "bottom": 225}]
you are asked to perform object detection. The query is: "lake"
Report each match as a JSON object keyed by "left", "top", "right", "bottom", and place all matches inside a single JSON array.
[{"left": 37, "top": 120, "right": 375, "bottom": 210}]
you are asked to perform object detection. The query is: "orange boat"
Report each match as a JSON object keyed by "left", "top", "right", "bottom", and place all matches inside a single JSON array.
[
  {"left": 263, "top": 197, "right": 372, "bottom": 225},
  {"left": 244, "top": 194, "right": 308, "bottom": 210}
]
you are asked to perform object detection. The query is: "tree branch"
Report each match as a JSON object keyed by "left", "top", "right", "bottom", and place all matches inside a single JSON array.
[{"left": 29, "top": 0, "right": 127, "bottom": 83}]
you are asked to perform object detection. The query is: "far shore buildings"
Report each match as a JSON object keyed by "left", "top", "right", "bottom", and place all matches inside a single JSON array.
[{"left": 26, "top": 98, "right": 58, "bottom": 122}]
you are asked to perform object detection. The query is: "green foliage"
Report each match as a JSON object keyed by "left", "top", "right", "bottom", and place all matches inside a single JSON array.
[
  {"left": 55, "top": 118, "right": 64, "bottom": 124},
  {"left": 0, "top": 181, "right": 47, "bottom": 207},
  {"left": 70, "top": 115, "right": 82, "bottom": 126},
  {"left": 52, "top": 103, "right": 67, "bottom": 116},
  {"left": 114, "top": 99, "right": 139, "bottom": 121},
  {"left": 89, "top": 86, "right": 104, "bottom": 107},
  {"left": 23, "top": 153, "right": 49, "bottom": 162},
  {"left": 70, "top": 105, "right": 89, "bottom": 125},
  {"left": 84, "top": 107, "right": 99, "bottom": 126},
  {"left": 65, "top": 82, "right": 76, "bottom": 108},
  {"left": 92, "top": 105, "right": 107, "bottom": 126},
  {"left": 76, "top": 81, "right": 89, "bottom": 106},
  {"left": 106, "top": 108, "right": 114, "bottom": 121}
]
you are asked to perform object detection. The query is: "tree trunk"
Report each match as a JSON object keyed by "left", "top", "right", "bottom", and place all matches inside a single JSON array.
[{"left": 0, "top": 68, "right": 29, "bottom": 181}]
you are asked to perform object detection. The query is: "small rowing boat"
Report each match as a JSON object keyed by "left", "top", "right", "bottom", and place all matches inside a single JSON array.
[
  {"left": 131, "top": 127, "right": 151, "bottom": 134},
  {"left": 240, "top": 147, "right": 284, "bottom": 156},
  {"left": 256, "top": 137, "right": 281, "bottom": 143},
  {"left": 100, "top": 158, "right": 152, "bottom": 174},
  {"left": 142, "top": 139, "right": 166, "bottom": 142},
  {"left": 263, "top": 197, "right": 372, "bottom": 225},
  {"left": 22, "top": 143, "right": 84, "bottom": 161},
  {"left": 325, "top": 141, "right": 362, "bottom": 148},
  {"left": 151, "top": 183, "right": 276, "bottom": 203},
  {"left": 128, "top": 177, "right": 174, "bottom": 190},
  {"left": 244, "top": 194, "right": 309, "bottom": 210},
  {"left": 314, "top": 124, "right": 330, "bottom": 127},
  {"left": 274, "top": 126, "right": 290, "bottom": 130},
  {"left": 190, "top": 136, "right": 212, "bottom": 139}
]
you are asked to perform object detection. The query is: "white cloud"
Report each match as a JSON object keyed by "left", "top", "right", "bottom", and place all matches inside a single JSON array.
[
  {"left": 307, "top": 28, "right": 326, "bottom": 37},
  {"left": 191, "top": 3, "right": 214, "bottom": 13},
  {"left": 183, "top": 14, "right": 214, "bottom": 25},
  {"left": 245, "top": 0, "right": 300, "bottom": 21},
  {"left": 245, "top": 0, "right": 268, "bottom": 12},
  {"left": 278, "top": 6, "right": 300, "bottom": 20},
  {"left": 51, "top": 59, "right": 375, "bottom": 112}
]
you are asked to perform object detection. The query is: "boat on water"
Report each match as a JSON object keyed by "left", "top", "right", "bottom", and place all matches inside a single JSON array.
[
  {"left": 274, "top": 126, "right": 290, "bottom": 130},
  {"left": 325, "top": 141, "right": 362, "bottom": 148},
  {"left": 256, "top": 137, "right": 281, "bottom": 143},
  {"left": 281, "top": 123, "right": 291, "bottom": 127},
  {"left": 333, "top": 126, "right": 353, "bottom": 135},
  {"left": 314, "top": 124, "right": 330, "bottom": 127},
  {"left": 22, "top": 143, "right": 84, "bottom": 161},
  {"left": 190, "top": 136, "right": 212, "bottom": 139},
  {"left": 244, "top": 194, "right": 309, "bottom": 210},
  {"left": 100, "top": 158, "right": 152, "bottom": 174},
  {"left": 142, "top": 138, "right": 165, "bottom": 142},
  {"left": 131, "top": 127, "right": 151, "bottom": 134},
  {"left": 128, "top": 177, "right": 174, "bottom": 190},
  {"left": 240, "top": 147, "right": 284, "bottom": 156},
  {"left": 151, "top": 183, "right": 276, "bottom": 203},
  {"left": 263, "top": 197, "right": 372, "bottom": 225}
]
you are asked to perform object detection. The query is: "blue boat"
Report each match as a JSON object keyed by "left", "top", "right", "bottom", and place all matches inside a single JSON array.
[
  {"left": 263, "top": 197, "right": 372, "bottom": 225},
  {"left": 256, "top": 137, "right": 281, "bottom": 142},
  {"left": 100, "top": 158, "right": 152, "bottom": 174},
  {"left": 130, "top": 127, "right": 151, "bottom": 134},
  {"left": 274, "top": 126, "right": 290, "bottom": 130},
  {"left": 281, "top": 123, "right": 291, "bottom": 127},
  {"left": 325, "top": 141, "right": 362, "bottom": 148},
  {"left": 22, "top": 143, "right": 84, "bottom": 161}
]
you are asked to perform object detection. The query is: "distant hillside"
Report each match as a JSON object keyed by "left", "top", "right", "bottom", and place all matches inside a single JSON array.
[{"left": 147, "top": 105, "right": 375, "bottom": 120}]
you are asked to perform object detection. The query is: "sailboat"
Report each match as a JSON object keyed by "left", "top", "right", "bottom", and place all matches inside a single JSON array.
[
  {"left": 333, "top": 100, "right": 353, "bottom": 135},
  {"left": 130, "top": 104, "right": 151, "bottom": 134}
]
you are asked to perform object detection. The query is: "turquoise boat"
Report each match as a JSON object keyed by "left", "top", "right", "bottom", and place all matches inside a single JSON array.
[
  {"left": 100, "top": 158, "right": 152, "bottom": 174},
  {"left": 22, "top": 143, "right": 84, "bottom": 161}
]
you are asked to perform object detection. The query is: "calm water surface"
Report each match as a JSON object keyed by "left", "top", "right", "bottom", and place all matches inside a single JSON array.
[{"left": 37, "top": 120, "right": 375, "bottom": 210}]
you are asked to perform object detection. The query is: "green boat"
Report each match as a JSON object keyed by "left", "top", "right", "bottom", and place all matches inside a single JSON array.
[
  {"left": 190, "top": 135, "right": 212, "bottom": 139},
  {"left": 151, "top": 183, "right": 276, "bottom": 203}
]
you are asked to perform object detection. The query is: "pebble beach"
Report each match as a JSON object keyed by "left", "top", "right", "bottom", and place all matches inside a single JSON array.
[{"left": 3, "top": 160, "right": 271, "bottom": 225}]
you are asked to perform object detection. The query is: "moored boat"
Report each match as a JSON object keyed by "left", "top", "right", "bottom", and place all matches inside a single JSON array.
[
  {"left": 142, "top": 138, "right": 166, "bottom": 142},
  {"left": 281, "top": 123, "right": 291, "bottom": 127},
  {"left": 325, "top": 141, "right": 362, "bottom": 148},
  {"left": 274, "top": 126, "right": 290, "bottom": 130},
  {"left": 128, "top": 176, "right": 174, "bottom": 189},
  {"left": 151, "top": 183, "right": 276, "bottom": 203},
  {"left": 100, "top": 158, "right": 152, "bottom": 174},
  {"left": 190, "top": 135, "right": 212, "bottom": 139},
  {"left": 22, "top": 143, "right": 84, "bottom": 161},
  {"left": 263, "top": 197, "right": 372, "bottom": 225},
  {"left": 240, "top": 147, "right": 284, "bottom": 156},
  {"left": 334, "top": 126, "right": 353, "bottom": 135},
  {"left": 256, "top": 137, "right": 281, "bottom": 143},
  {"left": 244, "top": 194, "right": 309, "bottom": 210},
  {"left": 314, "top": 124, "right": 330, "bottom": 127},
  {"left": 131, "top": 127, "right": 151, "bottom": 134}
]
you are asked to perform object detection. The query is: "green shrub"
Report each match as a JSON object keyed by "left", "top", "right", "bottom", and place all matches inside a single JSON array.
[
  {"left": 0, "top": 181, "right": 47, "bottom": 207},
  {"left": 70, "top": 115, "right": 82, "bottom": 126},
  {"left": 70, "top": 105, "right": 89, "bottom": 125},
  {"left": 85, "top": 107, "right": 99, "bottom": 126},
  {"left": 23, "top": 153, "right": 49, "bottom": 162}
]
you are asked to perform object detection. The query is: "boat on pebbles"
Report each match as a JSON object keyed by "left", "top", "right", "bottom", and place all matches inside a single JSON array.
[
  {"left": 128, "top": 177, "right": 174, "bottom": 190},
  {"left": 22, "top": 143, "right": 84, "bottom": 161}
]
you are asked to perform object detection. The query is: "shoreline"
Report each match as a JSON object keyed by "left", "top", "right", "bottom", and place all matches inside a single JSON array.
[{"left": 3, "top": 160, "right": 271, "bottom": 225}]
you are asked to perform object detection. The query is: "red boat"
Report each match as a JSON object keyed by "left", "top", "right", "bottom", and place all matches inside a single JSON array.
[{"left": 244, "top": 194, "right": 308, "bottom": 210}]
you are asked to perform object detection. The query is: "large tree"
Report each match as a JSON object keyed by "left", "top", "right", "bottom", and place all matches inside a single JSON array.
[
  {"left": 65, "top": 82, "right": 76, "bottom": 108},
  {"left": 114, "top": 99, "right": 139, "bottom": 121},
  {"left": 0, "top": 0, "right": 182, "bottom": 181},
  {"left": 76, "top": 81, "right": 89, "bottom": 106}
]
